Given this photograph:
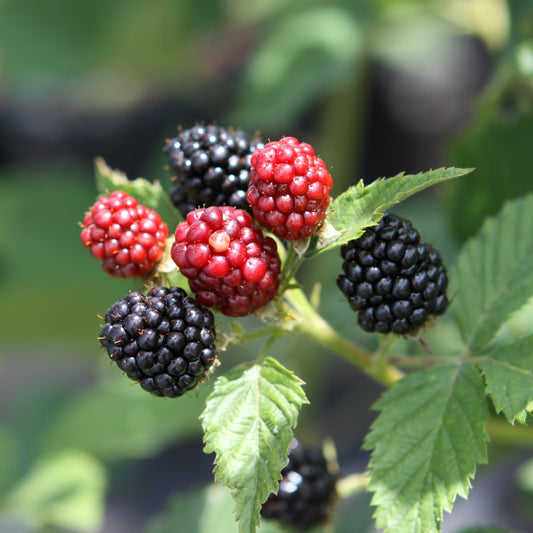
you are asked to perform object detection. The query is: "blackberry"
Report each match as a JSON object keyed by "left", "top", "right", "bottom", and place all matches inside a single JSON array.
[
  {"left": 261, "top": 440, "right": 337, "bottom": 531},
  {"left": 164, "top": 124, "right": 264, "bottom": 216},
  {"left": 337, "top": 213, "right": 449, "bottom": 335},
  {"left": 99, "top": 286, "right": 217, "bottom": 397}
]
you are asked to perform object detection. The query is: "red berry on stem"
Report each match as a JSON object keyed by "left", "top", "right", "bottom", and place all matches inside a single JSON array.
[
  {"left": 247, "top": 137, "right": 333, "bottom": 241},
  {"left": 80, "top": 190, "right": 168, "bottom": 278},
  {"left": 171, "top": 206, "right": 281, "bottom": 317}
]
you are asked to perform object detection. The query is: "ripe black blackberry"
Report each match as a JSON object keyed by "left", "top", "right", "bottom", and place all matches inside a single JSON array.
[
  {"left": 337, "top": 212, "right": 449, "bottom": 335},
  {"left": 164, "top": 124, "right": 264, "bottom": 216},
  {"left": 99, "top": 286, "right": 217, "bottom": 398},
  {"left": 261, "top": 440, "right": 337, "bottom": 531}
]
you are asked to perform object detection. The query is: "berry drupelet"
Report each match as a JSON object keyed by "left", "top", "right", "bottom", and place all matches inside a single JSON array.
[
  {"left": 247, "top": 136, "right": 333, "bottom": 241},
  {"left": 164, "top": 123, "right": 264, "bottom": 216},
  {"left": 80, "top": 190, "right": 168, "bottom": 278},
  {"left": 261, "top": 440, "right": 337, "bottom": 531},
  {"left": 337, "top": 212, "right": 449, "bottom": 335},
  {"left": 99, "top": 286, "right": 217, "bottom": 398}
]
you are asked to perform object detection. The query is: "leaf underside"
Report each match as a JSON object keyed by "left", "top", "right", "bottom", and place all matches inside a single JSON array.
[
  {"left": 363, "top": 362, "right": 489, "bottom": 533},
  {"left": 201, "top": 357, "right": 308, "bottom": 533},
  {"left": 452, "top": 194, "right": 533, "bottom": 352}
]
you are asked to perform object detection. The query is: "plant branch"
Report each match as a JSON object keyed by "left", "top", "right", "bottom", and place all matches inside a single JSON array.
[
  {"left": 336, "top": 472, "right": 369, "bottom": 499},
  {"left": 282, "top": 286, "right": 403, "bottom": 388}
]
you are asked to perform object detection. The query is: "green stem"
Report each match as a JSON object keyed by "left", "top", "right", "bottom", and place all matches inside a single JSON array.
[
  {"left": 387, "top": 354, "right": 455, "bottom": 368},
  {"left": 282, "top": 287, "right": 403, "bottom": 388},
  {"left": 336, "top": 472, "right": 369, "bottom": 499},
  {"left": 280, "top": 244, "right": 306, "bottom": 294},
  {"left": 487, "top": 417, "right": 533, "bottom": 447},
  {"left": 224, "top": 325, "right": 286, "bottom": 347}
]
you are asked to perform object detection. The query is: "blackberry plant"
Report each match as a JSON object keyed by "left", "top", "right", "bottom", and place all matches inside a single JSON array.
[{"left": 77, "top": 126, "right": 533, "bottom": 533}]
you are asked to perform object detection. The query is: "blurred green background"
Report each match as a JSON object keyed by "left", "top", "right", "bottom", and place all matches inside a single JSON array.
[{"left": 1, "top": 0, "right": 533, "bottom": 532}]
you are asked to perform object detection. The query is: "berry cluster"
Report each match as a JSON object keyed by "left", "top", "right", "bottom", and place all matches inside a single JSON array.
[
  {"left": 99, "top": 286, "right": 217, "bottom": 398},
  {"left": 80, "top": 190, "right": 168, "bottom": 278},
  {"left": 261, "top": 440, "right": 337, "bottom": 531},
  {"left": 171, "top": 205, "right": 281, "bottom": 317},
  {"left": 164, "top": 124, "right": 263, "bottom": 216},
  {"left": 337, "top": 212, "right": 449, "bottom": 335},
  {"left": 247, "top": 136, "right": 333, "bottom": 241}
]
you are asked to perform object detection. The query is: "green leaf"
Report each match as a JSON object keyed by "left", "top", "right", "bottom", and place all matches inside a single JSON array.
[
  {"left": 310, "top": 167, "right": 473, "bottom": 256},
  {"left": 41, "top": 373, "right": 205, "bottom": 461},
  {"left": 447, "top": 109, "right": 533, "bottom": 242},
  {"left": 94, "top": 157, "right": 182, "bottom": 230},
  {"left": 452, "top": 194, "right": 533, "bottom": 352},
  {"left": 478, "top": 335, "right": 533, "bottom": 424},
  {"left": 4, "top": 450, "right": 106, "bottom": 532},
  {"left": 201, "top": 357, "right": 308, "bottom": 533},
  {"left": 363, "top": 362, "right": 490, "bottom": 533}
]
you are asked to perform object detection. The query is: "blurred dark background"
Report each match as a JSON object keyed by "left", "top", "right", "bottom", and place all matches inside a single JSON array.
[{"left": 1, "top": 1, "right": 533, "bottom": 532}]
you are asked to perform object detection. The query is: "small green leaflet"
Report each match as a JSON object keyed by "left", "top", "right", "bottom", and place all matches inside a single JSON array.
[
  {"left": 363, "top": 362, "right": 489, "bottom": 533},
  {"left": 201, "top": 357, "right": 308, "bottom": 533},
  {"left": 94, "top": 157, "right": 183, "bottom": 230},
  {"left": 452, "top": 194, "right": 533, "bottom": 353},
  {"left": 308, "top": 167, "right": 473, "bottom": 256},
  {"left": 478, "top": 335, "right": 533, "bottom": 424}
]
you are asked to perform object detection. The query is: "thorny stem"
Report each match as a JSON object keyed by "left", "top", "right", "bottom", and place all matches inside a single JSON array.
[{"left": 282, "top": 286, "right": 403, "bottom": 388}]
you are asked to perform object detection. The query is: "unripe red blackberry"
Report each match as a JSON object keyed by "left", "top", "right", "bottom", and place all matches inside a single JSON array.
[
  {"left": 247, "top": 136, "right": 333, "bottom": 241},
  {"left": 337, "top": 213, "right": 449, "bottom": 335},
  {"left": 261, "top": 440, "right": 337, "bottom": 531},
  {"left": 80, "top": 190, "right": 168, "bottom": 278},
  {"left": 171, "top": 205, "right": 281, "bottom": 317},
  {"left": 99, "top": 286, "right": 217, "bottom": 398},
  {"left": 164, "top": 123, "right": 264, "bottom": 216}
]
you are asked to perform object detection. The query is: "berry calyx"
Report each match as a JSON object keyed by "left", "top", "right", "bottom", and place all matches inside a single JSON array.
[
  {"left": 164, "top": 123, "right": 264, "bottom": 216},
  {"left": 337, "top": 212, "right": 449, "bottom": 335},
  {"left": 80, "top": 190, "right": 168, "bottom": 278},
  {"left": 171, "top": 205, "right": 281, "bottom": 317},
  {"left": 261, "top": 440, "right": 337, "bottom": 531},
  {"left": 247, "top": 137, "right": 333, "bottom": 241},
  {"left": 99, "top": 286, "right": 217, "bottom": 397}
]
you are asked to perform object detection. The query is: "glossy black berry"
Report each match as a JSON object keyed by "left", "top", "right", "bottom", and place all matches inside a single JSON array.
[
  {"left": 99, "top": 286, "right": 217, "bottom": 398},
  {"left": 164, "top": 123, "right": 264, "bottom": 216},
  {"left": 261, "top": 440, "right": 337, "bottom": 531},
  {"left": 337, "top": 212, "right": 449, "bottom": 335}
]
